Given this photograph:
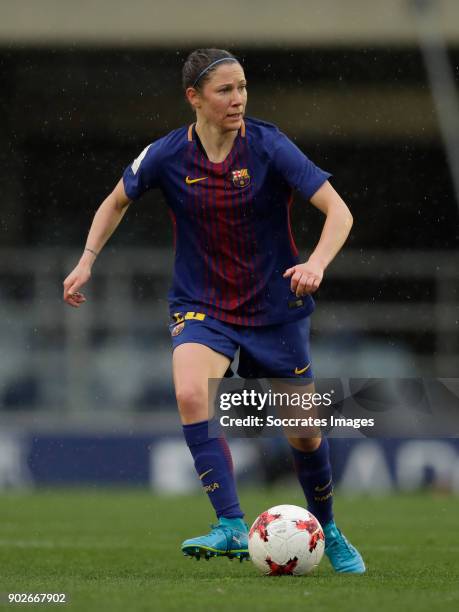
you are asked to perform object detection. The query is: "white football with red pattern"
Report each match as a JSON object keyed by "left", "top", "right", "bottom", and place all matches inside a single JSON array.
[{"left": 248, "top": 504, "right": 324, "bottom": 576}]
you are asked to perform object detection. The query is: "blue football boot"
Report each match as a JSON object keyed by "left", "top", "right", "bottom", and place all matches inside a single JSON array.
[
  {"left": 324, "top": 520, "right": 366, "bottom": 574},
  {"left": 181, "top": 517, "right": 249, "bottom": 562}
]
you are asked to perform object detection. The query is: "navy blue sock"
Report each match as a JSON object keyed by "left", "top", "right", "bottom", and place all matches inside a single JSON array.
[
  {"left": 183, "top": 420, "right": 244, "bottom": 519},
  {"left": 290, "top": 437, "right": 334, "bottom": 526}
]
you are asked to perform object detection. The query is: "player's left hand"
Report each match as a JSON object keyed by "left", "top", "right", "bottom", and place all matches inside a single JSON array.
[{"left": 283, "top": 260, "right": 324, "bottom": 297}]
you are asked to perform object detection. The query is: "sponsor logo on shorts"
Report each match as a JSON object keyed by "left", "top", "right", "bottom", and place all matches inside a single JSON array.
[{"left": 294, "top": 363, "right": 311, "bottom": 375}]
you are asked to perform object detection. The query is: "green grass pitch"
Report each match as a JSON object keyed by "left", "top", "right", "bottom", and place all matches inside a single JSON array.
[{"left": 0, "top": 488, "right": 458, "bottom": 611}]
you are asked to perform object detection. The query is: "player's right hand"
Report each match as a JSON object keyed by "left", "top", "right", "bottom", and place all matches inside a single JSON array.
[{"left": 63, "top": 265, "right": 91, "bottom": 308}]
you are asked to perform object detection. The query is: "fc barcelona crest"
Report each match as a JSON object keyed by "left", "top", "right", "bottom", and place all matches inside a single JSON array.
[
  {"left": 231, "top": 168, "right": 250, "bottom": 188},
  {"left": 171, "top": 322, "right": 185, "bottom": 337}
]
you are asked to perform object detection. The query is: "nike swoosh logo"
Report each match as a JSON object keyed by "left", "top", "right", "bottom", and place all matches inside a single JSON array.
[
  {"left": 315, "top": 477, "right": 332, "bottom": 492},
  {"left": 199, "top": 468, "right": 213, "bottom": 480},
  {"left": 294, "top": 363, "right": 311, "bottom": 375},
  {"left": 185, "top": 176, "right": 208, "bottom": 184}
]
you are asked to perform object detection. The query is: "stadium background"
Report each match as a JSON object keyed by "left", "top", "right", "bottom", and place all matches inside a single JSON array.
[{"left": 1, "top": 0, "right": 459, "bottom": 506}]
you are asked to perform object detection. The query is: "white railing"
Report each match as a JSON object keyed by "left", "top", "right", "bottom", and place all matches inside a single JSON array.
[{"left": 0, "top": 248, "right": 457, "bottom": 414}]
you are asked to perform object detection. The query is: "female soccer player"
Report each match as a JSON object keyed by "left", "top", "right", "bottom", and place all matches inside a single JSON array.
[{"left": 63, "top": 48, "right": 365, "bottom": 573}]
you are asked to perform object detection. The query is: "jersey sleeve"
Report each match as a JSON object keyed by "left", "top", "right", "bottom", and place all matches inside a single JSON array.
[
  {"left": 270, "top": 130, "right": 332, "bottom": 200},
  {"left": 122, "top": 139, "right": 164, "bottom": 201}
]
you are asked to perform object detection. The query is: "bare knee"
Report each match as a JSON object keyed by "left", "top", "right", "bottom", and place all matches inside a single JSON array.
[
  {"left": 175, "top": 384, "right": 208, "bottom": 424},
  {"left": 288, "top": 436, "right": 322, "bottom": 453}
]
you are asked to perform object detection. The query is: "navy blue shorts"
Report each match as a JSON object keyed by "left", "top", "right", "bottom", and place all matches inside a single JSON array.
[{"left": 169, "top": 312, "right": 313, "bottom": 379}]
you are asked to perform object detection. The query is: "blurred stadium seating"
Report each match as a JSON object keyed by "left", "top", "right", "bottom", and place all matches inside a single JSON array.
[{"left": 0, "top": 248, "right": 457, "bottom": 413}]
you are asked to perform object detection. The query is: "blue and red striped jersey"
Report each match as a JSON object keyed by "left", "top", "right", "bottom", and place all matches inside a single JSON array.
[{"left": 123, "top": 117, "right": 331, "bottom": 326}]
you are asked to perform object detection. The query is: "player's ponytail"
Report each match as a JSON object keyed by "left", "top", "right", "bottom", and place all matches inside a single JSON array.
[{"left": 182, "top": 48, "right": 238, "bottom": 91}]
